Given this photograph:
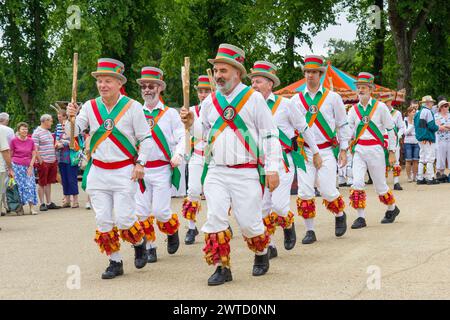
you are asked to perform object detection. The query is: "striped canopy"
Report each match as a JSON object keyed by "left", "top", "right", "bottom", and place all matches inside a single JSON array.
[{"left": 275, "top": 61, "right": 405, "bottom": 104}]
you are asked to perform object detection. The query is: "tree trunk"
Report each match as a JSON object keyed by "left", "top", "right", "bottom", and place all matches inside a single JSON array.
[{"left": 373, "top": 0, "right": 385, "bottom": 84}]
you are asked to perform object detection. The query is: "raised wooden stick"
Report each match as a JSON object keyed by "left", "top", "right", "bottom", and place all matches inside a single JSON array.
[
  {"left": 207, "top": 68, "right": 216, "bottom": 92},
  {"left": 69, "top": 53, "right": 78, "bottom": 149},
  {"left": 181, "top": 57, "right": 191, "bottom": 156}
]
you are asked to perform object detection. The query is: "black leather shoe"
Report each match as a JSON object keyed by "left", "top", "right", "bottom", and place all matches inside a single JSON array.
[
  {"left": 393, "top": 183, "right": 403, "bottom": 190},
  {"left": 283, "top": 223, "right": 296, "bottom": 250},
  {"left": 252, "top": 253, "right": 270, "bottom": 276},
  {"left": 39, "top": 204, "right": 48, "bottom": 212},
  {"left": 47, "top": 202, "right": 61, "bottom": 209},
  {"left": 207, "top": 266, "right": 233, "bottom": 286},
  {"left": 338, "top": 183, "right": 348, "bottom": 187},
  {"left": 381, "top": 206, "right": 400, "bottom": 224},
  {"left": 184, "top": 227, "right": 199, "bottom": 245},
  {"left": 366, "top": 177, "right": 373, "bottom": 185},
  {"left": 335, "top": 212, "right": 347, "bottom": 237},
  {"left": 147, "top": 247, "right": 157, "bottom": 263},
  {"left": 302, "top": 230, "right": 317, "bottom": 244},
  {"left": 426, "top": 179, "right": 440, "bottom": 185},
  {"left": 133, "top": 240, "right": 148, "bottom": 269},
  {"left": 268, "top": 246, "right": 278, "bottom": 259},
  {"left": 167, "top": 231, "right": 180, "bottom": 254},
  {"left": 351, "top": 217, "right": 367, "bottom": 229},
  {"left": 437, "top": 174, "right": 448, "bottom": 183},
  {"left": 416, "top": 179, "right": 427, "bottom": 185},
  {"left": 314, "top": 188, "right": 321, "bottom": 197},
  {"left": 101, "top": 260, "right": 124, "bottom": 279}
]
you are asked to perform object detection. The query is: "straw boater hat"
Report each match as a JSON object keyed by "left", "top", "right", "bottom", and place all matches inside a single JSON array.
[
  {"left": 136, "top": 67, "right": 166, "bottom": 91},
  {"left": 379, "top": 92, "right": 394, "bottom": 103},
  {"left": 302, "top": 55, "right": 327, "bottom": 73},
  {"left": 91, "top": 58, "right": 127, "bottom": 84},
  {"left": 355, "top": 72, "right": 376, "bottom": 88},
  {"left": 208, "top": 44, "right": 247, "bottom": 78},
  {"left": 248, "top": 61, "right": 281, "bottom": 88},
  {"left": 438, "top": 100, "right": 449, "bottom": 109},
  {"left": 420, "top": 95, "right": 436, "bottom": 104},
  {"left": 194, "top": 75, "right": 212, "bottom": 90}
]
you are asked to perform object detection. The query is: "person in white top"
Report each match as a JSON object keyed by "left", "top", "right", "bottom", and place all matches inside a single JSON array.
[
  {"left": 134, "top": 66, "right": 185, "bottom": 264},
  {"left": 0, "top": 113, "right": 15, "bottom": 143},
  {"left": 347, "top": 72, "right": 400, "bottom": 229},
  {"left": 382, "top": 94, "right": 405, "bottom": 190},
  {"left": 248, "top": 60, "right": 321, "bottom": 259},
  {"left": 66, "top": 58, "right": 152, "bottom": 280},
  {"left": 182, "top": 75, "right": 212, "bottom": 245},
  {"left": 403, "top": 104, "right": 419, "bottom": 182},
  {"left": 180, "top": 44, "right": 282, "bottom": 286},
  {"left": 338, "top": 105, "right": 354, "bottom": 187},
  {"left": 290, "top": 55, "right": 351, "bottom": 245}
]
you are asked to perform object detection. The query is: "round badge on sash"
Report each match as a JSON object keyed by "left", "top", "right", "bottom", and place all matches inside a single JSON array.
[
  {"left": 362, "top": 116, "right": 369, "bottom": 124},
  {"left": 309, "top": 105, "right": 318, "bottom": 114},
  {"left": 223, "top": 106, "right": 236, "bottom": 122},
  {"left": 103, "top": 119, "right": 115, "bottom": 131},
  {"left": 148, "top": 117, "right": 155, "bottom": 129}
]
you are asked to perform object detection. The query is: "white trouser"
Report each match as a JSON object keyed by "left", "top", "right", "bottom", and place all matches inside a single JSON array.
[
  {"left": 418, "top": 142, "right": 436, "bottom": 180},
  {"left": 338, "top": 151, "right": 353, "bottom": 184},
  {"left": 297, "top": 148, "right": 340, "bottom": 202},
  {"left": 262, "top": 154, "right": 294, "bottom": 218},
  {"left": 394, "top": 146, "right": 400, "bottom": 166},
  {"left": 187, "top": 159, "right": 204, "bottom": 201},
  {"left": 352, "top": 145, "right": 389, "bottom": 195},
  {"left": 202, "top": 166, "right": 264, "bottom": 238},
  {"left": 86, "top": 164, "right": 138, "bottom": 232},
  {"left": 135, "top": 165, "right": 172, "bottom": 223},
  {"left": 436, "top": 141, "right": 450, "bottom": 170}
]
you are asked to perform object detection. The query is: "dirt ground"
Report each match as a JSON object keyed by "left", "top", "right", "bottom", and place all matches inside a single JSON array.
[{"left": 0, "top": 173, "right": 449, "bottom": 300}]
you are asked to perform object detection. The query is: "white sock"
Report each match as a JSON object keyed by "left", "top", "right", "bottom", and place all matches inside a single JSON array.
[
  {"left": 256, "top": 248, "right": 268, "bottom": 256},
  {"left": 394, "top": 176, "right": 399, "bottom": 184},
  {"left": 417, "top": 163, "right": 424, "bottom": 180},
  {"left": 387, "top": 204, "right": 396, "bottom": 211},
  {"left": 426, "top": 163, "right": 435, "bottom": 180},
  {"left": 146, "top": 241, "right": 156, "bottom": 250},
  {"left": 110, "top": 252, "right": 122, "bottom": 262},
  {"left": 304, "top": 218, "right": 315, "bottom": 231},
  {"left": 357, "top": 209, "right": 365, "bottom": 218},
  {"left": 336, "top": 212, "right": 344, "bottom": 217},
  {"left": 269, "top": 238, "right": 276, "bottom": 248},
  {"left": 188, "top": 220, "right": 196, "bottom": 229}
]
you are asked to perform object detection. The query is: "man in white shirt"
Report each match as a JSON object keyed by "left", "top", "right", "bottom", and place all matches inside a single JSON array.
[
  {"left": 290, "top": 55, "right": 351, "bottom": 245},
  {"left": 249, "top": 60, "right": 321, "bottom": 258},
  {"left": 348, "top": 72, "right": 400, "bottom": 229},
  {"left": 180, "top": 44, "right": 282, "bottom": 286},
  {"left": 182, "top": 75, "right": 212, "bottom": 245},
  {"left": 0, "top": 113, "right": 15, "bottom": 143},
  {"left": 134, "top": 66, "right": 185, "bottom": 263},
  {"left": 66, "top": 58, "right": 152, "bottom": 280},
  {"left": 0, "top": 125, "right": 13, "bottom": 220}
]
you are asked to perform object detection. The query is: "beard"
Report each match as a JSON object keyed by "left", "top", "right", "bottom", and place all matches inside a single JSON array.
[
  {"left": 216, "top": 74, "right": 239, "bottom": 94},
  {"left": 142, "top": 92, "right": 159, "bottom": 106}
]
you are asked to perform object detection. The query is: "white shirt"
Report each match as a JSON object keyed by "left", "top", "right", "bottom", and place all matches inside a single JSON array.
[
  {"left": 195, "top": 83, "right": 282, "bottom": 172},
  {"left": 404, "top": 117, "right": 418, "bottom": 144},
  {"left": 290, "top": 86, "right": 350, "bottom": 150},
  {"left": 189, "top": 104, "right": 206, "bottom": 162},
  {"left": 389, "top": 108, "right": 405, "bottom": 139},
  {"left": 66, "top": 94, "right": 151, "bottom": 163},
  {"left": 348, "top": 99, "right": 396, "bottom": 151},
  {"left": 267, "top": 93, "right": 319, "bottom": 154},
  {"left": 0, "top": 125, "right": 15, "bottom": 144},
  {"left": 144, "top": 101, "right": 185, "bottom": 162},
  {"left": 0, "top": 125, "right": 10, "bottom": 172}
]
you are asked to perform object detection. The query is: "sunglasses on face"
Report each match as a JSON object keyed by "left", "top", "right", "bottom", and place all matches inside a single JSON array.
[{"left": 140, "top": 84, "right": 158, "bottom": 90}]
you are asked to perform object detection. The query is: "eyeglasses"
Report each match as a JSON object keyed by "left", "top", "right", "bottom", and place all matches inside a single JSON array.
[{"left": 140, "top": 84, "right": 158, "bottom": 90}]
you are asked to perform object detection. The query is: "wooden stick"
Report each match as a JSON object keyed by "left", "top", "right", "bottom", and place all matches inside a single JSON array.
[
  {"left": 207, "top": 68, "right": 216, "bottom": 92},
  {"left": 69, "top": 53, "right": 78, "bottom": 149},
  {"left": 182, "top": 57, "right": 191, "bottom": 157}
]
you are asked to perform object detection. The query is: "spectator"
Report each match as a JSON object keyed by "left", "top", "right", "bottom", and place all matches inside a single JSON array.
[
  {"left": 32, "top": 114, "right": 61, "bottom": 211},
  {"left": 432, "top": 95, "right": 447, "bottom": 114},
  {"left": 0, "top": 112, "right": 15, "bottom": 143},
  {"left": 0, "top": 124, "right": 13, "bottom": 224},
  {"left": 55, "top": 110, "right": 79, "bottom": 208},
  {"left": 10, "top": 122, "right": 38, "bottom": 214},
  {"left": 435, "top": 100, "right": 450, "bottom": 181},
  {"left": 404, "top": 105, "right": 419, "bottom": 182}
]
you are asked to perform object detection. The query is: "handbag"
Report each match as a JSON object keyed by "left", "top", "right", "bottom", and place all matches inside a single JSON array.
[{"left": 6, "top": 178, "right": 22, "bottom": 212}]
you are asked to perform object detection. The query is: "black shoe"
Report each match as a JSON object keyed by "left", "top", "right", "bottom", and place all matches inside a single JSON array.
[
  {"left": 283, "top": 223, "right": 296, "bottom": 250},
  {"left": 335, "top": 212, "right": 347, "bottom": 237},
  {"left": 167, "top": 231, "right": 180, "bottom": 254},
  {"left": 101, "top": 260, "right": 124, "bottom": 279},
  {"left": 426, "top": 179, "right": 440, "bottom": 185},
  {"left": 366, "top": 178, "right": 373, "bottom": 185},
  {"left": 184, "top": 227, "right": 199, "bottom": 245},
  {"left": 302, "top": 230, "right": 317, "bottom": 244},
  {"left": 314, "top": 188, "right": 321, "bottom": 197},
  {"left": 228, "top": 225, "right": 233, "bottom": 238},
  {"left": 381, "top": 206, "right": 400, "bottom": 224},
  {"left": 207, "top": 266, "right": 233, "bottom": 286},
  {"left": 133, "top": 240, "right": 148, "bottom": 269},
  {"left": 268, "top": 246, "right": 278, "bottom": 259},
  {"left": 252, "top": 253, "right": 270, "bottom": 276},
  {"left": 39, "top": 204, "right": 48, "bottom": 212},
  {"left": 351, "top": 217, "right": 367, "bottom": 229},
  {"left": 47, "top": 202, "right": 61, "bottom": 210},
  {"left": 393, "top": 183, "right": 403, "bottom": 190},
  {"left": 147, "top": 247, "right": 157, "bottom": 263},
  {"left": 437, "top": 174, "right": 448, "bottom": 183},
  {"left": 416, "top": 179, "right": 427, "bottom": 185}
]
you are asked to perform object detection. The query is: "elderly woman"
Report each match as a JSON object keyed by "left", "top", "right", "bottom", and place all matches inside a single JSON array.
[
  {"left": 404, "top": 105, "right": 420, "bottom": 182},
  {"left": 9, "top": 122, "right": 38, "bottom": 214},
  {"left": 55, "top": 109, "right": 79, "bottom": 208},
  {"left": 435, "top": 100, "right": 450, "bottom": 181}
]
